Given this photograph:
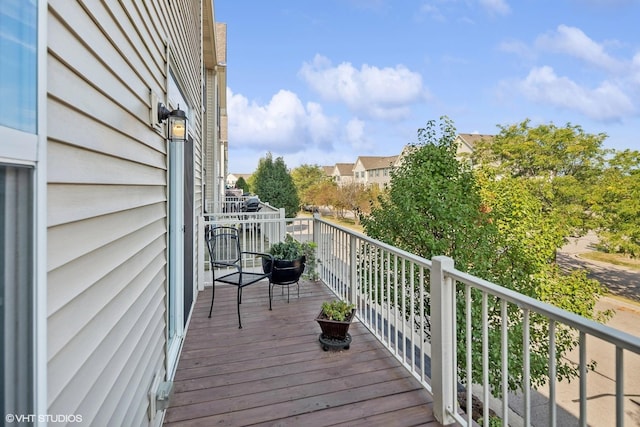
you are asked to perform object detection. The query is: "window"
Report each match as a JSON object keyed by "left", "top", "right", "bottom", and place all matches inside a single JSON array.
[
  {"left": 0, "top": 0, "right": 38, "bottom": 133},
  {"left": 1, "top": 165, "right": 34, "bottom": 419},
  {"left": 0, "top": 0, "right": 43, "bottom": 421}
]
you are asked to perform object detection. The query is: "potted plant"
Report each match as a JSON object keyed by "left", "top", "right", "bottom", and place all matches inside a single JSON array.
[
  {"left": 263, "top": 235, "right": 306, "bottom": 283},
  {"left": 263, "top": 235, "right": 318, "bottom": 283},
  {"left": 263, "top": 235, "right": 319, "bottom": 309},
  {"left": 316, "top": 299, "right": 356, "bottom": 350}
]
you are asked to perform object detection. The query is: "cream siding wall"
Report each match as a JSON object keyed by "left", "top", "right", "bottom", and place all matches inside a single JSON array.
[{"left": 46, "top": 0, "right": 204, "bottom": 424}]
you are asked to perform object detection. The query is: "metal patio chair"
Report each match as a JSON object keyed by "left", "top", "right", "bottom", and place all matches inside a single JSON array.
[{"left": 206, "top": 226, "right": 273, "bottom": 328}]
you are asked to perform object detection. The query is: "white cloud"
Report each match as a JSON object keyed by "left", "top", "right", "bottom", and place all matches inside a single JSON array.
[
  {"left": 498, "top": 39, "right": 536, "bottom": 61},
  {"left": 227, "top": 88, "right": 338, "bottom": 152},
  {"left": 344, "top": 118, "right": 372, "bottom": 150},
  {"left": 299, "top": 54, "right": 429, "bottom": 120},
  {"left": 535, "top": 25, "right": 624, "bottom": 72},
  {"left": 479, "top": 0, "right": 511, "bottom": 15},
  {"left": 632, "top": 52, "right": 640, "bottom": 85},
  {"left": 417, "top": 3, "right": 446, "bottom": 22},
  {"left": 516, "top": 66, "right": 634, "bottom": 120}
]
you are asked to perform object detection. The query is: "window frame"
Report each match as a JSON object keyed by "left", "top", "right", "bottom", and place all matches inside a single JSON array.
[{"left": 0, "top": 0, "right": 47, "bottom": 421}]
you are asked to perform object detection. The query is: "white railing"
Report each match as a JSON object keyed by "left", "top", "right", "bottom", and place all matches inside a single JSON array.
[
  {"left": 206, "top": 197, "right": 282, "bottom": 216},
  {"left": 199, "top": 213, "right": 640, "bottom": 426}
]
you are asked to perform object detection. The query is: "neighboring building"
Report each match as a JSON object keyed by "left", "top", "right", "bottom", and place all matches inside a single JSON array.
[
  {"left": 226, "top": 173, "right": 252, "bottom": 188},
  {"left": 352, "top": 155, "right": 398, "bottom": 188},
  {"left": 322, "top": 165, "right": 334, "bottom": 177},
  {"left": 331, "top": 163, "right": 355, "bottom": 186},
  {"left": 0, "top": 1, "right": 225, "bottom": 425},
  {"left": 454, "top": 133, "right": 494, "bottom": 165}
]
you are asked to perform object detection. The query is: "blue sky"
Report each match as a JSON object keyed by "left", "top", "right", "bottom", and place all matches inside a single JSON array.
[{"left": 216, "top": 0, "right": 640, "bottom": 173}]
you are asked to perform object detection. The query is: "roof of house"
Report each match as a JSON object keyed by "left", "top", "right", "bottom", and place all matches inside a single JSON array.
[
  {"left": 355, "top": 155, "right": 398, "bottom": 170},
  {"left": 322, "top": 166, "right": 334, "bottom": 176},
  {"left": 229, "top": 173, "right": 252, "bottom": 181},
  {"left": 456, "top": 133, "right": 494, "bottom": 149},
  {"left": 334, "top": 163, "right": 354, "bottom": 176}
]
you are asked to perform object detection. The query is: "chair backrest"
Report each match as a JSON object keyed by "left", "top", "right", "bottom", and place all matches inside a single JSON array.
[{"left": 207, "top": 226, "right": 241, "bottom": 269}]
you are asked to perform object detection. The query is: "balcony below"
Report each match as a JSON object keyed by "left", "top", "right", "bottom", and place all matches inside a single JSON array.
[{"left": 164, "top": 279, "right": 449, "bottom": 426}]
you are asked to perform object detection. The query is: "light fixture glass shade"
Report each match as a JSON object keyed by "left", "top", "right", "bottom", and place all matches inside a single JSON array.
[{"left": 168, "top": 115, "right": 187, "bottom": 141}]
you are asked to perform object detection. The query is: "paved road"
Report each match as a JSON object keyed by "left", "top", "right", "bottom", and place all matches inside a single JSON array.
[
  {"left": 514, "top": 233, "right": 640, "bottom": 426},
  {"left": 557, "top": 232, "right": 640, "bottom": 302}
]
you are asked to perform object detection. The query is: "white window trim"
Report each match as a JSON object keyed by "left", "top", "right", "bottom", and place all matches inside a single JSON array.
[
  {"left": 165, "top": 64, "right": 189, "bottom": 380},
  {"left": 0, "top": 0, "right": 47, "bottom": 421}
]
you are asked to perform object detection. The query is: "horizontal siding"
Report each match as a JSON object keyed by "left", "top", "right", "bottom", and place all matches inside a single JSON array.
[
  {"left": 47, "top": 75, "right": 166, "bottom": 163},
  {"left": 48, "top": 141, "right": 165, "bottom": 186},
  {"left": 46, "top": 0, "right": 207, "bottom": 424},
  {"left": 49, "top": 0, "right": 165, "bottom": 100},
  {"left": 47, "top": 218, "right": 166, "bottom": 346},
  {"left": 48, "top": 256, "right": 166, "bottom": 417},
  {"left": 80, "top": 288, "right": 165, "bottom": 426},
  {"left": 48, "top": 184, "right": 165, "bottom": 227},
  {"left": 47, "top": 202, "right": 165, "bottom": 272}
]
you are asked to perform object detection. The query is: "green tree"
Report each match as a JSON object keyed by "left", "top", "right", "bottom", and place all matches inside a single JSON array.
[
  {"left": 291, "top": 164, "right": 328, "bottom": 209},
  {"left": 473, "top": 120, "right": 607, "bottom": 236},
  {"left": 473, "top": 119, "right": 640, "bottom": 257},
  {"left": 235, "top": 176, "right": 250, "bottom": 194},
  {"left": 362, "top": 117, "right": 608, "bottom": 396},
  {"left": 590, "top": 149, "right": 640, "bottom": 257},
  {"left": 253, "top": 152, "right": 300, "bottom": 218},
  {"left": 472, "top": 119, "right": 607, "bottom": 179},
  {"left": 306, "top": 179, "right": 338, "bottom": 211}
]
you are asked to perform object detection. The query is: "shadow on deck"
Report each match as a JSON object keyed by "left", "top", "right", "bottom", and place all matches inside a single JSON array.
[{"left": 164, "top": 280, "right": 446, "bottom": 426}]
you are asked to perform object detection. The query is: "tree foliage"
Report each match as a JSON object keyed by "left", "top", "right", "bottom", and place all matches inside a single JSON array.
[
  {"left": 473, "top": 119, "right": 640, "bottom": 258},
  {"left": 235, "top": 176, "right": 250, "bottom": 194},
  {"left": 590, "top": 149, "right": 640, "bottom": 257},
  {"left": 472, "top": 119, "right": 607, "bottom": 179},
  {"left": 291, "top": 164, "right": 328, "bottom": 209},
  {"left": 253, "top": 152, "right": 300, "bottom": 218},
  {"left": 362, "top": 117, "right": 609, "bottom": 396}
]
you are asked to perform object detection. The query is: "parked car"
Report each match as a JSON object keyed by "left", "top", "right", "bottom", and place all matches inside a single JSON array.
[{"left": 241, "top": 196, "right": 261, "bottom": 212}]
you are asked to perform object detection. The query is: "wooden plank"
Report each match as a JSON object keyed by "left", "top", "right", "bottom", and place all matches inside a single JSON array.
[{"left": 165, "top": 283, "right": 446, "bottom": 426}]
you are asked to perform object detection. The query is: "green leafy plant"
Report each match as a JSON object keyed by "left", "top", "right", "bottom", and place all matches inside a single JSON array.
[
  {"left": 320, "top": 300, "right": 355, "bottom": 321},
  {"left": 268, "top": 235, "right": 304, "bottom": 261},
  {"left": 268, "top": 235, "right": 319, "bottom": 280}
]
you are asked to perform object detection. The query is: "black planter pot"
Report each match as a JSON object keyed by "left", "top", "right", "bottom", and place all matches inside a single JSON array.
[
  {"left": 263, "top": 256, "right": 306, "bottom": 285},
  {"left": 264, "top": 256, "right": 306, "bottom": 310}
]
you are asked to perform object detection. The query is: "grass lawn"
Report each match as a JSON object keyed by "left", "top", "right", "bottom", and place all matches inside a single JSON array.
[
  {"left": 297, "top": 211, "right": 365, "bottom": 233},
  {"left": 579, "top": 251, "right": 640, "bottom": 271}
]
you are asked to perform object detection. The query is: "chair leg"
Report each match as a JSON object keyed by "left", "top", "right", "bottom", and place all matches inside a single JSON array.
[
  {"left": 208, "top": 282, "right": 216, "bottom": 318},
  {"left": 237, "top": 287, "right": 243, "bottom": 329},
  {"left": 269, "top": 282, "right": 273, "bottom": 310}
]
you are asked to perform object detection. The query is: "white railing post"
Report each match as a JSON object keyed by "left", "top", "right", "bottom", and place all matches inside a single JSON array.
[
  {"left": 197, "top": 215, "right": 205, "bottom": 291},
  {"left": 278, "top": 208, "right": 286, "bottom": 241},
  {"left": 349, "top": 234, "right": 357, "bottom": 306},
  {"left": 312, "top": 212, "right": 320, "bottom": 245},
  {"left": 431, "top": 255, "right": 456, "bottom": 425}
]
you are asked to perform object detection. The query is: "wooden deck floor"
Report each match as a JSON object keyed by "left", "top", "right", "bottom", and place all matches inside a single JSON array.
[{"left": 164, "top": 280, "right": 446, "bottom": 427}]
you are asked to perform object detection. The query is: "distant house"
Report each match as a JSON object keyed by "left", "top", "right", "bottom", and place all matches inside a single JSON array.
[
  {"left": 322, "top": 165, "right": 334, "bottom": 177},
  {"left": 1, "top": 1, "right": 226, "bottom": 425},
  {"left": 454, "top": 133, "right": 494, "bottom": 165},
  {"left": 331, "top": 163, "right": 355, "bottom": 186},
  {"left": 353, "top": 155, "right": 398, "bottom": 188},
  {"left": 226, "top": 173, "right": 252, "bottom": 188}
]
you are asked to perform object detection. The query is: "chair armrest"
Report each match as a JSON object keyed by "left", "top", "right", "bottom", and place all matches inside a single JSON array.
[{"left": 242, "top": 251, "right": 273, "bottom": 262}]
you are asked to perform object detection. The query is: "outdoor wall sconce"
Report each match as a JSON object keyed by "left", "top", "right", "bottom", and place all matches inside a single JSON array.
[{"left": 158, "top": 102, "right": 187, "bottom": 142}]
